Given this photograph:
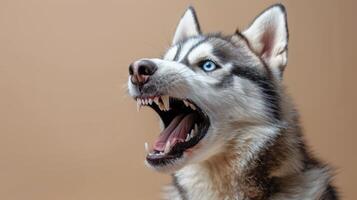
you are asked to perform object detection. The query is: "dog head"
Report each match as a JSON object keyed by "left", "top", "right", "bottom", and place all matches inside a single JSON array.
[{"left": 128, "top": 4, "right": 288, "bottom": 172}]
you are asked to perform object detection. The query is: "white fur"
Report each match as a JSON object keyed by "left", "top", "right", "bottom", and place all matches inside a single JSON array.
[
  {"left": 164, "top": 45, "right": 179, "bottom": 60},
  {"left": 174, "top": 164, "right": 222, "bottom": 200},
  {"left": 128, "top": 5, "right": 336, "bottom": 200},
  {"left": 187, "top": 43, "right": 213, "bottom": 63},
  {"left": 172, "top": 7, "right": 200, "bottom": 45},
  {"left": 177, "top": 37, "right": 204, "bottom": 62},
  {"left": 243, "top": 5, "right": 288, "bottom": 78},
  {"left": 129, "top": 47, "right": 273, "bottom": 173}
]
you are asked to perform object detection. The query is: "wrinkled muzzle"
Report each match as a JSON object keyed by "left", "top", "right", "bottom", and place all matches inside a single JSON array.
[{"left": 128, "top": 58, "right": 211, "bottom": 171}]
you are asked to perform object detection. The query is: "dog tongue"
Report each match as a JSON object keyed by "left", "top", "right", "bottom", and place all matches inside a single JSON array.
[{"left": 153, "top": 114, "right": 195, "bottom": 152}]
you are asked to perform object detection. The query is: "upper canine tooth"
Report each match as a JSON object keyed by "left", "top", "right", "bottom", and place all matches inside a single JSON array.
[
  {"left": 189, "top": 103, "right": 196, "bottom": 110},
  {"left": 154, "top": 97, "right": 160, "bottom": 106},
  {"left": 161, "top": 95, "right": 170, "bottom": 111},
  {"left": 148, "top": 99, "right": 153, "bottom": 105},
  {"left": 183, "top": 100, "right": 189, "bottom": 107},
  {"left": 160, "top": 105, "right": 165, "bottom": 111},
  {"left": 158, "top": 102, "right": 165, "bottom": 111},
  {"left": 194, "top": 124, "right": 198, "bottom": 134}
]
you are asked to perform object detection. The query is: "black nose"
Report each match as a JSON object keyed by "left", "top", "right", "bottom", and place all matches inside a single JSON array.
[{"left": 129, "top": 60, "right": 157, "bottom": 86}]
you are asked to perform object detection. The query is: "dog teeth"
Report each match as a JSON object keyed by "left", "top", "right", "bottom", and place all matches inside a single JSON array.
[
  {"left": 190, "top": 129, "right": 195, "bottom": 138},
  {"left": 161, "top": 95, "right": 170, "bottom": 111},
  {"left": 154, "top": 97, "right": 160, "bottom": 105},
  {"left": 152, "top": 96, "right": 165, "bottom": 111},
  {"left": 137, "top": 96, "right": 169, "bottom": 111},
  {"left": 185, "top": 133, "right": 190, "bottom": 142},
  {"left": 183, "top": 100, "right": 196, "bottom": 110},
  {"left": 135, "top": 97, "right": 157, "bottom": 109},
  {"left": 136, "top": 96, "right": 198, "bottom": 113},
  {"left": 156, "top": 96, "right": 167, "bottom": 111},
  {"left": 185, "top": 124, "right": 198, "bottom": 142},
  {"left": 158, "top": 102, "right": 165, "bottom": 111},
  {"left": 189, "top": 103, "right": 196, "bottom": 110},
  {"left": 164, "top": 141, "right": 171, "bottom": 154},
  {"left": 183, "top": 100, "right": 189, "bottom": 107}
]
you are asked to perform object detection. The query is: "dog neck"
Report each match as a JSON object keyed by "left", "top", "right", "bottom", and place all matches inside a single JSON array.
[
  {"left": 174, "top": 144, "right": 240, "bottom": 200},
  {"left": 170, "top": 123, "right": 292, "bottom": 200}
]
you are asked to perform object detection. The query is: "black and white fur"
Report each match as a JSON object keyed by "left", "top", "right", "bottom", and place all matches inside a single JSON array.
[{"left": 128, "top": 4, "right": 338, "bottom": 200}]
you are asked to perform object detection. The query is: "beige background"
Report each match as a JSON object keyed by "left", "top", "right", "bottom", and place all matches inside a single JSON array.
[{"left": 0, "top": 0, "right": 356, "bottom": 199}]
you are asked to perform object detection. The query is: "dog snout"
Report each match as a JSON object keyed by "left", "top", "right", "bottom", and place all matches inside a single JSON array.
[{"left": 129, "top": 59, "right": 157, "bottom": 86}]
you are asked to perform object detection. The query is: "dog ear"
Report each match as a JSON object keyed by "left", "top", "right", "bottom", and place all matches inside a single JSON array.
[
  {"left": 172, "top": 6, "right": 201, "bottom": 45},
  {"left": 242, "top": 4, "right": 288, "bottom": 77}
]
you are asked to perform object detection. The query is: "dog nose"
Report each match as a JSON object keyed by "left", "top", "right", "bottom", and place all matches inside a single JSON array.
[{"left": 129, "top": 60, "right": 157, "bottom": 86}]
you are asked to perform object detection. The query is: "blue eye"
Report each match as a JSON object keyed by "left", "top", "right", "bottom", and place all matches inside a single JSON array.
[{"left": 200, "top": 60, "right": 217, "bottom": 72}]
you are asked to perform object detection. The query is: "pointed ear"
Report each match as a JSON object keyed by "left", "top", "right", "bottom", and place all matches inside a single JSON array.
[
  {"left": 172, "top": 6, "right": 201, "bottom": 45},
  {"left": 242, "top": 4, "right": 288, "bottom": 77}
]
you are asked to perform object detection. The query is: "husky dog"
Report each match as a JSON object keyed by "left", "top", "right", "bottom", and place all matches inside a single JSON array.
[{"left": 127, "top": 4, "right": 338, "bottom": 200}]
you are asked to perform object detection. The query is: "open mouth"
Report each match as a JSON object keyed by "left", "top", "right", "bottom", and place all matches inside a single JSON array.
[{"left": 136, "top": 96, "right": 210, "bottom": 166}]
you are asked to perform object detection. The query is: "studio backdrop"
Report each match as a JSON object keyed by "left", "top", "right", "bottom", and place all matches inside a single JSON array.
[{"left": 0, "top": 0, "right": 356, "bottom": 200}]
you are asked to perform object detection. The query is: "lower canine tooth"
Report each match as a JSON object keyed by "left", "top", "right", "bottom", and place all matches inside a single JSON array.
[
  {"left": 164, "top": 141, "right": 171, "bottom": 154},
  {"left": 194, "top": 124, "right": 198, "bottom": 133},
  {"left": 185, "top": 134, "right": 190, "bottom": 141}
]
